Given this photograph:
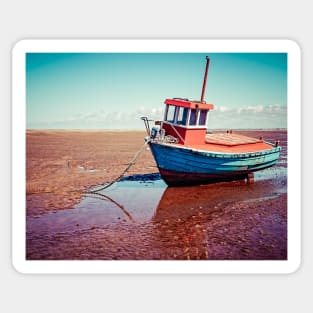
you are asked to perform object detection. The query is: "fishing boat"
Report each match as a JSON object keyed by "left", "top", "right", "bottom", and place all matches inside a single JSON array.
[{"left": 141, "top": 57, "right": 281, "bottom": 186}]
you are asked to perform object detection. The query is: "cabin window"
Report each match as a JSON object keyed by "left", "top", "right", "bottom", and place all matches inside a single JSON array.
[
  {"left": 199, "top": 110, "right": 208, "bottom": 125},
  {"left": 177, "top": 107, "right": 189, "bottom": 125},
  {"left": 166, "top": 105, "right": 176, "bottom": 122},
  {"left": 189, "top": 108, "right": 198, "bottom": 125}
]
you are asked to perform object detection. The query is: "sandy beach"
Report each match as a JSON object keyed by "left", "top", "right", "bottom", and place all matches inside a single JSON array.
[
  {"left": 26, "top": 130, "right": 156, "bottom": 215},
  {"left": 26, "top": 130, "right": 287, "bottom": 260}
]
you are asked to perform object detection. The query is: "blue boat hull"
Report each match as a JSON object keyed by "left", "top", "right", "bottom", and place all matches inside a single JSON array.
[{"left": 149, "top": 142, "right": 281, "bottom": 186}]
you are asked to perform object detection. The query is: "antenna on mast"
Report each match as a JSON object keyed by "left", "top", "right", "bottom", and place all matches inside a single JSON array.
[{"left": 200, "top": 56, "right": 210, "bottom": 103}]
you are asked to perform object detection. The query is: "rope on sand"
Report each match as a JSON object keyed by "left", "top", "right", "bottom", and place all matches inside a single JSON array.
[{"left": 86, "top": 141, "right": 149, "bottom": 193}]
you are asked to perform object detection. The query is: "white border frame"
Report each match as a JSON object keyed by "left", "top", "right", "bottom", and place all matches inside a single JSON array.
[{"left": 12, "top": 39, "right": 301, "bottom": 274}]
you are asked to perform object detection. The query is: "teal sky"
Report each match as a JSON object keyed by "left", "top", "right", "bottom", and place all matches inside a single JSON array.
[{"left": 26, "top": 53, "right": 287, "bottom": 129}]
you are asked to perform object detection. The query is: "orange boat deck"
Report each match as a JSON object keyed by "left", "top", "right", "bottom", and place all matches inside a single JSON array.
[
  {"left": 205, "top": 133, "right": 262, "bottom": 146},
  {"left": 174, "top": 133, "right": 274, "bottom": 153}
]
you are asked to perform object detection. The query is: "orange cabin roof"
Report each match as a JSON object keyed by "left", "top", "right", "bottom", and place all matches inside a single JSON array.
[{"left": 165, "top": 98, "right": 214, "bottom": 110}]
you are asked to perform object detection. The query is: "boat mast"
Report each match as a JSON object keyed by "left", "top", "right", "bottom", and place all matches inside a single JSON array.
[{"left": 200, "top": 56, "right": 210, "bottom": 103}]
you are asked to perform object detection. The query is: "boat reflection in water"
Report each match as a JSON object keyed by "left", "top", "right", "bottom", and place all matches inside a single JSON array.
[
  {"left": 153, "top": 176, "right": 282, "bottom": 222},
  {"left": 84, "top": 173, "right": 269, "bottom": 225},
  {"left": 154, "top": 182, "right": 244, "bottom": 222}
]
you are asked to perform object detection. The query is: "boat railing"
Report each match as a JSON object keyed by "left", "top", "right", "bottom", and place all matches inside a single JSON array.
[
  {"left": 141, "top": 116, "right": 153, "bottom": 136},
  {"left": 141, "top": 116, "right": 182, "bottom": 144}
]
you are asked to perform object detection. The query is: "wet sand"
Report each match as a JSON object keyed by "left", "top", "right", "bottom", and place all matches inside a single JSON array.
[
  {"left": 26, "top": 130, "right": 156, "bottom": 215},
  {"left": 26, "top": 130, "right": 287, "bottom": 260}
]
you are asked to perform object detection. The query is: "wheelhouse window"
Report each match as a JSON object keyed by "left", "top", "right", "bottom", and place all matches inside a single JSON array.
[
  {"left": 189, "top": 108, "right": 198, "bottom": 125},
  {"left": 165, "top": 105, "right": 176, "bottom": 122},
  {"left": 164, "top": 104, "right": 210, "bottom": 127},
  {"left": 177, "top": 107, "right": 189, "bottom": 125},
  {"left": 199, "top": 109, "right": 208, "bottom": 126}
]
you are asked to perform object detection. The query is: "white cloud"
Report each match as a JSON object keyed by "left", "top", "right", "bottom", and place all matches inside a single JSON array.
[
  {"left": 44, "top": 105, "right": 164, "bottom": 129},
  {"left": 208, "top": 103, "right": 286, "bottom": 129},
  {"left": 217, "top": 106, "right": 228, "bottom": 113},
  {"left": 29, "top": 104, "right": 287, "bottom": 130},
  {"left": 136, "top": 106, "right": 163, "bottom": 120}
]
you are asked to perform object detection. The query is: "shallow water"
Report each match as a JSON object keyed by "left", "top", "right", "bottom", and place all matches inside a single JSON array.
[
  {"left": 26, "top": 130, "right": 287, "bottom": 260},
  {"left": 27, "top": 175, "right": 166, "bottom": 235}
]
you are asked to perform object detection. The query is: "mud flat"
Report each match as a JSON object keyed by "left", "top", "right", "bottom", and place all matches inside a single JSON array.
[
  {"left": 26, "top": 129, "right": 287, "bottom": 260},
  {"left": 26, "top": 130, "right": 156, "bottom": 215}
]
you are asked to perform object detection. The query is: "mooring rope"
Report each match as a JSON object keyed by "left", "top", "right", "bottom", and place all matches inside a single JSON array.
[{"left": 86, "top": 141, "right": 149, "bottom": 193}]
